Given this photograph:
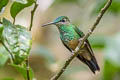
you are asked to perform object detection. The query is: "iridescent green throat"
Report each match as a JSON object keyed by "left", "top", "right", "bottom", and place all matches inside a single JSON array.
[{"left": 57, "top": 24, "right": 80, "bottom": 42}]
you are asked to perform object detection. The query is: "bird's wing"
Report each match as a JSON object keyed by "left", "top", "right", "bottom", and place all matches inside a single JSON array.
[
  {"left": 85, "top": 40, "right": 94, "bottom": 56},
  {"left": 73, "top": 26, "right": 94, "bottom": 56},
  {"left": 73, "top": 26, "right": 85, "bottom": 37},
  {"left": 73, "top": 26, "right": 99, "bottom": 73},
  {"left": 61, "top": 39, "right": 72, "bottom": 52}
]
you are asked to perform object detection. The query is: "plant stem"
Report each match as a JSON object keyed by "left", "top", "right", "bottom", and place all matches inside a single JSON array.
[
  {"left": 51, "top": 0, "right": 112, "bottom": 80},
  {"left": 26, "top": 1, "right": 38, "bottom": 80},
  {"left": 26, "top": 59, "right": 30, "bottom": 80},
  {"left": 29, "top": 1, "right": 38, "bottom": 31},
  {"left": 13, "top": 18, "right": 15, "bottom": 25}
]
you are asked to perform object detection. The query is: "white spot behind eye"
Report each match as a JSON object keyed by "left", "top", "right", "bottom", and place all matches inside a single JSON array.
[
  {"left": 63, "top": 18, "right": 67, "bottom": 22},
  {"left": 57, "top": 18, "right": 69, "bottom": 25}
]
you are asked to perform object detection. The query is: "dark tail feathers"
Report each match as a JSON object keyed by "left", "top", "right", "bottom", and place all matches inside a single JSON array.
[{"left": 77, "top": 55, "right": 100, "bottom": 74}]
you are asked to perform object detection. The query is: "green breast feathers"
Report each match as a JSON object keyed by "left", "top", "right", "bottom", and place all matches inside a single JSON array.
[{"left": 59, "top": 25, "right": 80, "bottom": 42}]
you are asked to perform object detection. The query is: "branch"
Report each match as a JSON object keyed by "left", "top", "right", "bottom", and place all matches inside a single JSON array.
[
  {"left": 26, "top": 1, "right": 38, "bottom": 80},
  {"left": 29, "top": 1, "right": 38, "bottom": 31},
  {"left": 51, "top": 0, "right": 112, "bottom": 80},
  {"left": 26, "top": 59, "right": 30, "bottom": 80}
]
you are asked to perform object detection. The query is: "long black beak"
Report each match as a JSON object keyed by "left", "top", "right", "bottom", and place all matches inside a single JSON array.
[{"left": 42, "top": 22, "right": 56, "bottom": 27}]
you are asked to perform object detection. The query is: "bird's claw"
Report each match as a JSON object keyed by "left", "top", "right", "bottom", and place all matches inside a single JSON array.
[
  {"left": 78, "top": 38, "right": 83, "bottom": 42},
  {"left": 72, "top": 50, "right": 75, "bottom": 54}
]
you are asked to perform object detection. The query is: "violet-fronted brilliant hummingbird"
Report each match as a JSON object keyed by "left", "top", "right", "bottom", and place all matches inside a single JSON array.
[{"left": 42, "top": 16, "right": 100, "bottom": 74}]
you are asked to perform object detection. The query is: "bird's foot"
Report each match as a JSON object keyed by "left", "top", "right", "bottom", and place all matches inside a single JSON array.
[
  {"left": 72, "top": 50, "right": 75, "bottom": 54},
  {"left": 78, "top": 38, "right": 83, "bottom": 42}
]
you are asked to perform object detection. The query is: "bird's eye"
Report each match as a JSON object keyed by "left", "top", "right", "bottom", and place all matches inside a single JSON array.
[{"left": 61, "top": 19, "right": 66, "bottom": 22}]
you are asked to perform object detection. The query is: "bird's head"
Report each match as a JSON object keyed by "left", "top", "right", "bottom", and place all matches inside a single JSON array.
[{"left": 42, "top": 16, "right": 70, "bottom": 27}]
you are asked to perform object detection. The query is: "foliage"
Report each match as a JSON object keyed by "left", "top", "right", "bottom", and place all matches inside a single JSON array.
[
  {"left": 0, "top": 24, "right": 4, "bottom": 40},
  {"left": 0, "top": 0, "right": 36, "bottom": 80},
  {"left": 0, "top": 0, "right": 119, "bottom": 80},
  {"left": 0, "top": 46, "right": 9, "bottom": 67},
  {"left": 0, "top": 0, "right": 9, "bottom": 15},
  {"left": 10, "top": 64, "right": 34, "bottom": 80},
  {"left": 2, "top": 18, "right": 32, "bottom": 64},
  {"left": 10, "top": 0, "right": 35, "bottom": 19}
]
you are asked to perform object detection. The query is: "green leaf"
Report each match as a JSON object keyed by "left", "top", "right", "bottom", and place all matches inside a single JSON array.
[
  {"left": 10, "top": 0, "right": 35, "bottom": 19},
  {"left": 0, "top": 46, "right": 9, "bottom": 67},
  {"left": 0, "top": 24, "right": 4, "bottom": 40},
  {"left": 2, "top": 18, "right": 32, "bottom": 64},
  {"left": 0, "top": 0, "right": 9, "bottom": 15},
  {"left": 10, "top": 64, "right": 34, "bottom": 80}
]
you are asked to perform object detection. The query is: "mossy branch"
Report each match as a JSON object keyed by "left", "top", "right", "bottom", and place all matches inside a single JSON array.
[{"left": 51, "top": 0, "right": 112, "bottom": 80}]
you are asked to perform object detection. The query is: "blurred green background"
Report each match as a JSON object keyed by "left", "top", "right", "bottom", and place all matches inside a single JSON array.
[{"left": 0, "top": 0, "right": 120, "bottom": 80}]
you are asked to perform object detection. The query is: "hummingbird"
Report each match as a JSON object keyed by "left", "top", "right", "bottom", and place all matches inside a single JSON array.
[{"left": 42, "top": 16, "right": 100, "bottom": 74}]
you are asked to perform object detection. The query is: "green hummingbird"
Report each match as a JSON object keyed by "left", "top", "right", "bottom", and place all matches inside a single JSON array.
[{"left": 42, "top": 16, "right": 100, "bottom": 74}]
